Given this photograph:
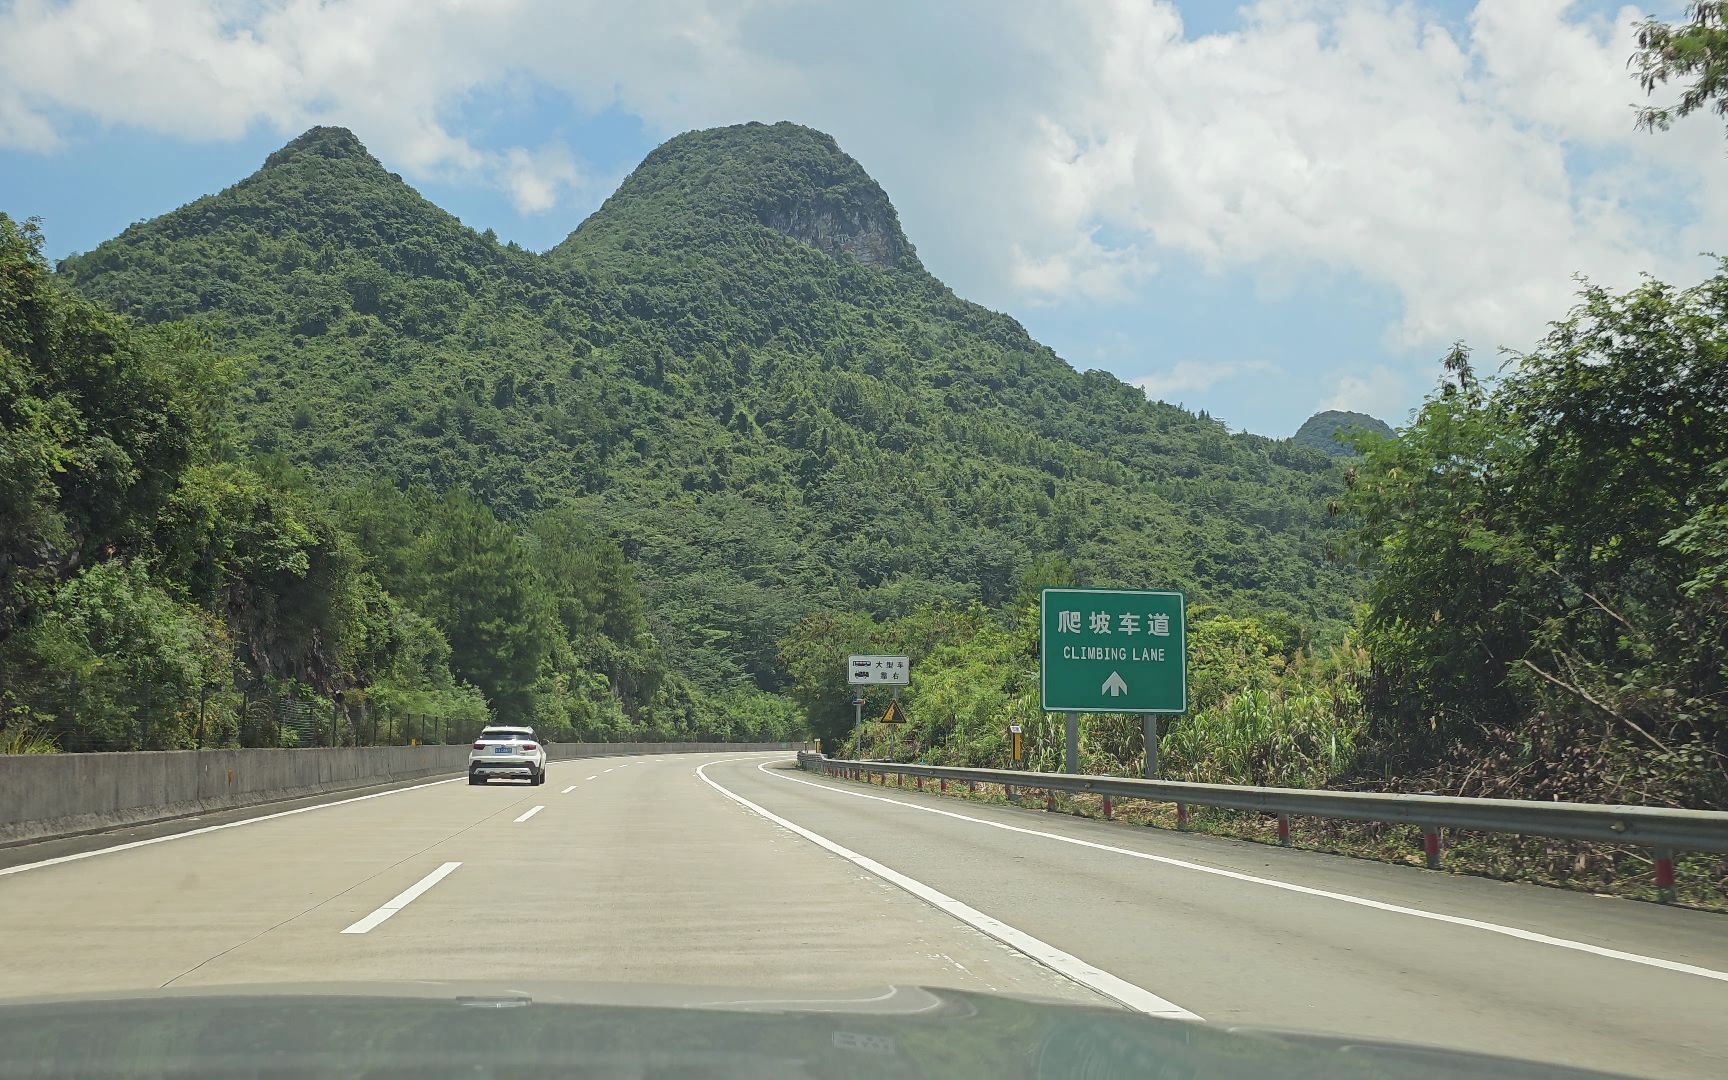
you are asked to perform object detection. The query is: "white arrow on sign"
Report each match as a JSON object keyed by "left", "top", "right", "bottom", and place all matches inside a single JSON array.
[{"left": 1101, "top": 671, "right": 1128, "bottom": 698}]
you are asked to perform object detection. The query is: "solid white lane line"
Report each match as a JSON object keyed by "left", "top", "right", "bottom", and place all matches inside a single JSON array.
[
  {"left": 514, "top": 805, "right": 545, "bottom": 823},
  {"left": 696, "top": 760, "right": 1198, "bottom": 1020},
  {"left": 560, "top": 785, "right": 577, "bottom": 794},
  {"left": 0, "top": 776, "right": 467, "bottom": 879},
  {"left": 340, "top": 862, "right": 462, "bottom": 934},
  {"left": 760, "top": 763, "right": 1728, "bottom": 985}
]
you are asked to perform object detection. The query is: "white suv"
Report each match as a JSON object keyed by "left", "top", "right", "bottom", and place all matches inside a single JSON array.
[{"left": 468, "top": 726, "right": 547, "bottom": 785}]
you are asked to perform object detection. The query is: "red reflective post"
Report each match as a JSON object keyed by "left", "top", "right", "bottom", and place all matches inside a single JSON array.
[
  {"left": 1102, "top": 795, "right": 1113, "bottom": 820},
  {"left": 1176, "top": 802, "right": 1189, "bottom": 830},
  {"left": 1277, "top": 814, "right": 1291, "bottom": 846},
  {"left": 1654, "top": 849, "right": 1677, "bottom": 904},
  {"left": 1422, "top": 826, "right": 1442, "bottom": 870}
]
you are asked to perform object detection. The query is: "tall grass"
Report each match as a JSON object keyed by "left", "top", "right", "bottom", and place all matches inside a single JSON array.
[
  {"left": 1162, "top": 684, "right": 1363, "bottom": 788},
  {"left": 0, "top": 723, "right": 61, "bottom": 754}
]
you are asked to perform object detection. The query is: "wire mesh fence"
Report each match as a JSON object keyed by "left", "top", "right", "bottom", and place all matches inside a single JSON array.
[{"left": 2, "top": 676, "right": 480, "bottom": 753}]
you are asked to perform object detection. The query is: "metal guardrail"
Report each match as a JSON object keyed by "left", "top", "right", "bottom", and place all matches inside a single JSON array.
[{"left": 797, "top": 753, "right": 1728, "bottom": 902}]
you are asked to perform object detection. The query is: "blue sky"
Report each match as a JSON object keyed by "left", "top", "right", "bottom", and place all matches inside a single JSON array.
[{"left": 2, "top": 0, "right": 1720, "bottom": 437}]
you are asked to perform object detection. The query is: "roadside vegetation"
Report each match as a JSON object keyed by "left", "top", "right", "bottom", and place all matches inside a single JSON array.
[{"left": 793, "top": 264, "right": 1726, "bottom": 904}]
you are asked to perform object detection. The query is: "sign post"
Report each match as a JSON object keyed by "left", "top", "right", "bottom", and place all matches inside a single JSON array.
[
  {"left": 850, "top": 655, "right": 909, "bottom": 761},
  {"left": 1040, "top": 588, "right": 1187, "bottom": 774}
]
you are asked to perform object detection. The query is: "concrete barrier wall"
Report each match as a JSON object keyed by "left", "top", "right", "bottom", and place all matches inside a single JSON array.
[{"left": 0, "top": 741, "right": 804, "bottom": 846}]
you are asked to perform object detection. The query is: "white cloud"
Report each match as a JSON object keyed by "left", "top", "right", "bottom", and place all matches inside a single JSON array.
[
  {"left": 1040, "top": 0, "right": 1724, "bottom": 356},
  {"left": 0, "top": 0, "right": 1722, "bottom": 378},
  {"left": 1133, "top": 360, "right": 1274, "bottom": 403},
  {"left": 496, "top": 144, "right": 585, "bottom": 215},
  {"left": 0, "top": 91, "right": 60, "bottom": 151},
  {"left": 1320, "top": 365, "right": 1415, "bottom": 423}
]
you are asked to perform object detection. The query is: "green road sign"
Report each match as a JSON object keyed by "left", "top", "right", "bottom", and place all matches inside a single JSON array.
[{"left": 1040, "top": 588, "right": 1186, "bottom": 714}]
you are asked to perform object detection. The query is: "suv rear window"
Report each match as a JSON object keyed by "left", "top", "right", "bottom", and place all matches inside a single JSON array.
[{"left": 477, "top": 730, "right": 529, "bottom": 742}]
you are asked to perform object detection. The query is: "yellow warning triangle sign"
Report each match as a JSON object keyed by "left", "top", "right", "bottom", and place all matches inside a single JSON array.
[{"left": 881, "top": 699, "right": 906, "bottom": 725}]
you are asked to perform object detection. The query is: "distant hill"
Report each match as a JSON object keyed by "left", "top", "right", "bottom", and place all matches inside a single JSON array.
[
  {"left": 56, "top": 121, "right": 1365, "bottom": 692},
  {"left": 1293, "top": 410, "right": 1393, "bottom": 457}
]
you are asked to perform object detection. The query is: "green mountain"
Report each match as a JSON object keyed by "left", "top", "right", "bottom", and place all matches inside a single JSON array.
[
  {"left": 58, "top": 122, "right": 1362, "bottom": 693},
  {"left": 1293, "top": 410, "right": 1393, "bottom": 457}
]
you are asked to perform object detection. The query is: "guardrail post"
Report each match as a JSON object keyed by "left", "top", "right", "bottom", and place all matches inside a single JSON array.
[
  {"left": 1176, "top": 802, "right": 1188, "bottom": 830},
  {"left": 1102, "top": 795, "right": 1113, "bottom": 820},
  {"left": 1045, "top": 790, "right": 1055, "bottom": 813},
  {"left": 1422, "top": 826, "right": 1442, "bottom": 870},
  {"left": 939, "top": 778, "right": 947, "bottom": 793},
  {"left": 1653, "top": 848, "right": 1677, "bottom": 904},
  {"left": 916, "top": 775, "right": 924, "bottom": 791},
  {"left": 897, "top": 772, "right": 904, "bottom": 787},
  {"left": 1277, "top": 814, "right": 1291, "bottom": 847}
]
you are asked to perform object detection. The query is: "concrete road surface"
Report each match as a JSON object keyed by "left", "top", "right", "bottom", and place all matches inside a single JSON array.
[{"left": 3, "top": 752, "right": 1725, "bottom": 1078}]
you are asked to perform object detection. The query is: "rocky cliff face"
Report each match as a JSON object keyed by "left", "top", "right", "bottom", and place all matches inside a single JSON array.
[{"left": 757, "top": 195, "right": 905, "bottom": 267}]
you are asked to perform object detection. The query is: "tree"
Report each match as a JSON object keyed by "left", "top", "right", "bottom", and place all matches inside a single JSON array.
[
  {"left": 1632, "top": 3, "right": 1728, "bottom": 136},
  {"left": 405, "top": 491, "right": 556, "bottom": 720},
  {"left": 0, "top": 213, "right": 225, "bottom": 641},
  {"left": 1346, "top": 272, "right": 1728, "bottom": 807},
  {"left": 151, "top": 461, "right": 399, "bottom": 699},
  {"left": 527, "top": 505, "right": 646, "bottom": 645},
  {"left": 0, "top": 562, "right": 234, "bottom": 751},
  {"left": 778, "top": 609, "right": 878, "bottom": 750}
]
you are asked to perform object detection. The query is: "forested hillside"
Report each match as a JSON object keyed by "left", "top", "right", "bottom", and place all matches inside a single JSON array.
[
  {"left": 53, "top": 122, "right": 1362, "bottom": 701},
  {"left": 0, "top": 200, "right": 799, "bottom": 750},
  {"left": 1293, "top": 410, "right": 1393, "bottom": 456}
]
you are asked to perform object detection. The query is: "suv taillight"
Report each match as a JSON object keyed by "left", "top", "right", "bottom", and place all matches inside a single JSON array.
[
  {"left": 472, "top": 742, "right": 484, "bottom": 750},
  {"left": 521, "top": 742, "right": 538, "bottom": 751}
]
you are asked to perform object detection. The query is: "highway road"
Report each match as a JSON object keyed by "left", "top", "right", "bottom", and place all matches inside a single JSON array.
[{"left": 2, "top": 751, "right": 1726, "bottom": 1078}]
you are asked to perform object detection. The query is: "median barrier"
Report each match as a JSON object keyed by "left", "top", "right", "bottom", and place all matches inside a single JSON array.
[{"left": 0, "top": 741, "right": 805, "bottom": 846}]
